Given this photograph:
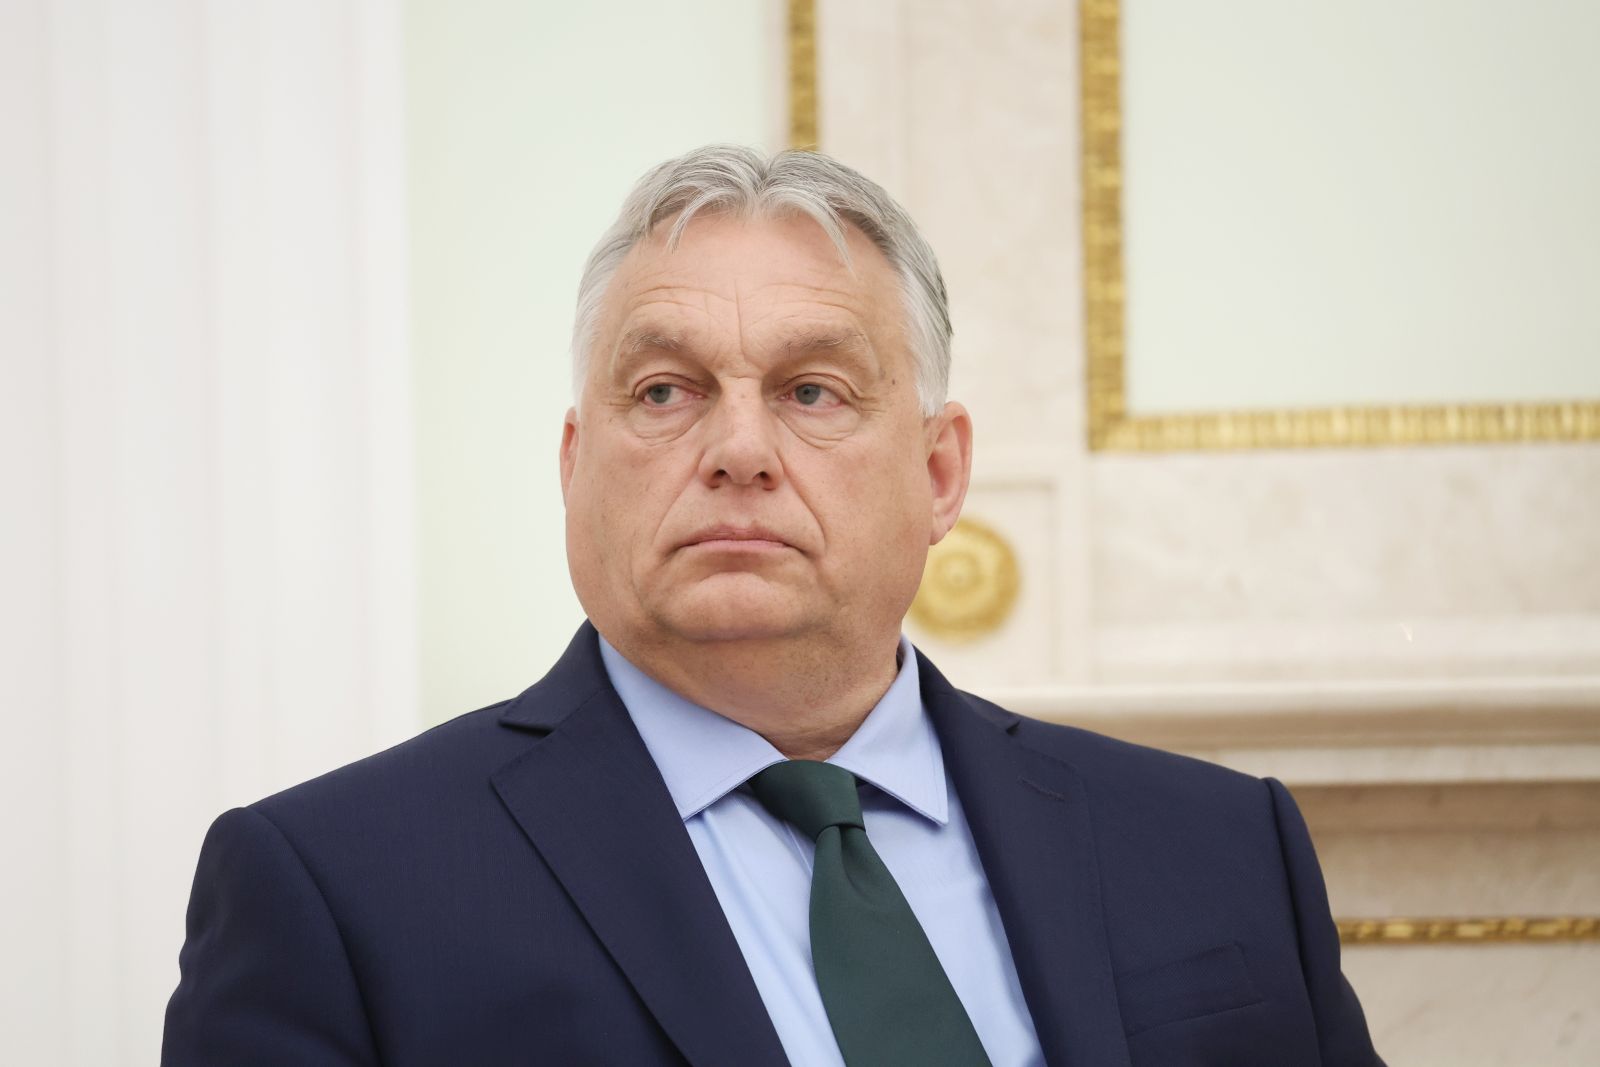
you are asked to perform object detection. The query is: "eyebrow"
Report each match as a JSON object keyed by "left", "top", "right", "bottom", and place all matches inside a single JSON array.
[
  {"left": 782, "top": 329, "right": 871, "bottom": 356},
  {"left": 615, "top": 328, "right": 686, "bottom": 357}
]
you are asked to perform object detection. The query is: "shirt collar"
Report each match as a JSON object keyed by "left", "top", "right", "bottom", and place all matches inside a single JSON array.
[{"left": 598, "top": 636, "right": 948, "bottom": 826}]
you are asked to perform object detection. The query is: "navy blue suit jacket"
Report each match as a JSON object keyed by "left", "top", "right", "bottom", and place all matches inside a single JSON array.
[{"left": 163, "top": 624, "right": 1381, "bottom": 1066}]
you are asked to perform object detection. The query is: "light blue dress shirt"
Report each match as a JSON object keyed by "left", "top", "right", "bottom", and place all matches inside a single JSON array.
[{"left": 599, "top": 636, "right": 1045, "bottom": 1067}]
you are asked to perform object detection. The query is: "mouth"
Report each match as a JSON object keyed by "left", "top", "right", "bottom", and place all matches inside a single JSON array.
[{"left": 680, "top": 525, "right": 795, "bottom": 553}]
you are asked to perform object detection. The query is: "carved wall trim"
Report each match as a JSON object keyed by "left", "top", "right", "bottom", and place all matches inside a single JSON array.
[
  {"left": 994, "top": 676, "right": 1600, "bottom": 748},
  {"left": 991, "top": 677, "right": 1600, "bottom": 786},
  {"left": 1339, "top": 916, "right": 1600, "bottom": 945},
  {"left": 787, "top": 0, "right": 818, "bottom": 149}
]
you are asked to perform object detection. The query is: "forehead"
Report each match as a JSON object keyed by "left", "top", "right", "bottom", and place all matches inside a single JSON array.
[{"left": 600, "top": 211, "right": 905, "bottom": 347}]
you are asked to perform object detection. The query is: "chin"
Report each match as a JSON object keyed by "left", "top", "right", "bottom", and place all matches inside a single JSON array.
[{"left": 650, "top": 577, "right": 821, "bottom": 645}]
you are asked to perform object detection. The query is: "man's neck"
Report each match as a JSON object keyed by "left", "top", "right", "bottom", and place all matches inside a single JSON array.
[{"left": 604, "top": 631, "right": 902, "bottom": 762}]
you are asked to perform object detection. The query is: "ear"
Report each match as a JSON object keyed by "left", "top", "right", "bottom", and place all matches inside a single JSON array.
[
  {"left": 558, "top": 407, "right": 579, "bottom": 503},
  {"left": 925, "top": 401, "right": 973, "bottom": 545}
]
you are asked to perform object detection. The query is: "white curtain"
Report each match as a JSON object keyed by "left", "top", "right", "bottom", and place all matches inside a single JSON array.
[{"left": 0, "top": 1, "right": 416, "bottom": 1061}]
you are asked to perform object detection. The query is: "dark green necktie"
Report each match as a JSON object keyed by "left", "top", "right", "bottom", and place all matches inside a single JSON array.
[{"left": 749, "top": 759, "right": 993, "bottom": 1067}]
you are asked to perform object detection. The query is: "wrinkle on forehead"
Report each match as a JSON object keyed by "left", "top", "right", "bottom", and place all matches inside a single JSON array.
[
  {"left": 615, "top": 323, "right": 868, "bottom": 358},
  {"left": 616, "top": 271, "right": 875, "bottom": 313},
  {"left": 607, "top": 285, "right": 884, "bottom": 368}
]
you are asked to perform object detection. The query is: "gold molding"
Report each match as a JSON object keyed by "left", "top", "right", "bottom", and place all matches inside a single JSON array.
[
  {"left": 1337, "top": 916, "right": 1600, "bottom": 946},
  {"left": 788, "top": 0, "right": 818, "bottom": 150},
  {"left": 909, "top": 517, "right": 1022, "bottom": 641},
  {"left": 1079, "top": 0, "right": 1600, "bottom": 451}
]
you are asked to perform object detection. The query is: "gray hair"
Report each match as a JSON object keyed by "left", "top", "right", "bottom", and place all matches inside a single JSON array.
[{"left": 570, "top": 145, "right": 952, "bottom": 415}]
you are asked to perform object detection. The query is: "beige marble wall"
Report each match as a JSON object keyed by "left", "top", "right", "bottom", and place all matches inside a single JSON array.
[
  {"left": 1299, "top": 784, "right": 1600, "bottom": 1065},
  {"left": 817, "top": 1, "right": 1600, "bottom": 1061},
  {"left": 1090, "top": 446, "right": 1600, "bottom": 684}
]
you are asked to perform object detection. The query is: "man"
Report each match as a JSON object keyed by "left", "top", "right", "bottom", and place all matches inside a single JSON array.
[{"left": 164, "top": 146, "right": 1381, "bottom": 1066}]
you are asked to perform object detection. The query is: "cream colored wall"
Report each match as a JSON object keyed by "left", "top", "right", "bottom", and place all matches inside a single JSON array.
[
  {"left": 1121, "top": 0, "right": 1600, "bottom": 413},
  {"left": 406, "top": 0, "right": 786, "bottom": 721}
]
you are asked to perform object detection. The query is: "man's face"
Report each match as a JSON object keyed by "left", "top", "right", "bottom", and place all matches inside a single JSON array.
[{"left": 560, "top": 211, "right": 970, "bottom": 655}]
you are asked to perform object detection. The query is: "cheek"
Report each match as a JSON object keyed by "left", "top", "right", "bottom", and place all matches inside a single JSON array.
[
  {"left": 568, "top": 435, "right": 632, "bottom": 540},
  {"left": 573, "top": 432, "right": 687, "bottom": 551},
  {"left": 809, "top": 445, "right": 934, "bottom": 554}
]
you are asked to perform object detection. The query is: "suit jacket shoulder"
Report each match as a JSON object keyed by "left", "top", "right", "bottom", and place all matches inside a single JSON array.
[
  {"left": 165, "top": 625, "right": 784, "bottom": 1067},
  {"left": 251, "top": 698, "right": 524, "bottom": 835}
]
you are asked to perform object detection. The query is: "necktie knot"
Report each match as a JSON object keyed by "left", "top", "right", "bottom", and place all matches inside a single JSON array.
[{"left": 749, "top": 760, "right": 864, "bottom": 840}]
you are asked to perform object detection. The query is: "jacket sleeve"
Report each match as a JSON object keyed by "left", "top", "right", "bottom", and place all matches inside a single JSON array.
[
  {"left": 162, "top": 806, "right": 381, "bottom": 1066},
  {"left": 1265, "top": 778, "right": 1385, "bottom": 1067}
]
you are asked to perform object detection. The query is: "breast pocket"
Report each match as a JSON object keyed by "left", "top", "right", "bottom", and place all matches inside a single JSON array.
[{"left": 1116, "top": 941, "right": 1264, "bottom": 1037}]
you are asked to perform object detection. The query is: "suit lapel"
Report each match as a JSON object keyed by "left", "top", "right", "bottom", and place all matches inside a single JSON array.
[
  {"left": 491, "top": 626, "right": 789, "bottom": 1067},
  {"left": 921, "top": 654, "right": 1133, "bottom": 1067}
]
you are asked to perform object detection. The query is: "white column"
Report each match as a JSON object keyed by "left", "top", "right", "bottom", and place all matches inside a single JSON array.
[{"left": 0, "top": 1, "right": 416, "bottom": 1062}]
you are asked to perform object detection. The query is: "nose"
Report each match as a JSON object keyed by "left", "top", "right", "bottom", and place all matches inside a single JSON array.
[{"left": 697, "top": 383, "right": 782, "bottom": 489}]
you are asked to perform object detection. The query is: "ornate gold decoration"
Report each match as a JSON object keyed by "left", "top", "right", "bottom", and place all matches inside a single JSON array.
[
  {"left": 788, "top": 0, "right": 818, "bottom": 150},
  {"left": 1337, "top": 916, "right": 1600, "bottom": 946},
  {"left": 908, "top": 517, "right": 1021, "bottom": 641},
  {"left": 1079, "top": 0, "right": 1600, "bottom": 451}
]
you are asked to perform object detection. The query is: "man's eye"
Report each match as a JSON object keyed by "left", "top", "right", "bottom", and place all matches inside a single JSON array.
[
  {"left": 643, "top": 384, "right": 677, "bottom": 405},
  {"left": 792, "top": 383, "right": 831, "bottom": 406}
]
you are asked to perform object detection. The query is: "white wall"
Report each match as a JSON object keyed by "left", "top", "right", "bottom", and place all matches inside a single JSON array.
[
  {"left": 0, "top": 1, "right": 415, "bottom": 1062},
  {"left": 407, "top": 0, "right": 788, "bottom": 722}
]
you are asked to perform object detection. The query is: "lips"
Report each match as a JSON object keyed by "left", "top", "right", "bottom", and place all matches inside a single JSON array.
[{"left": 680, "top": 524, "right": 794, "bottom": 550}]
